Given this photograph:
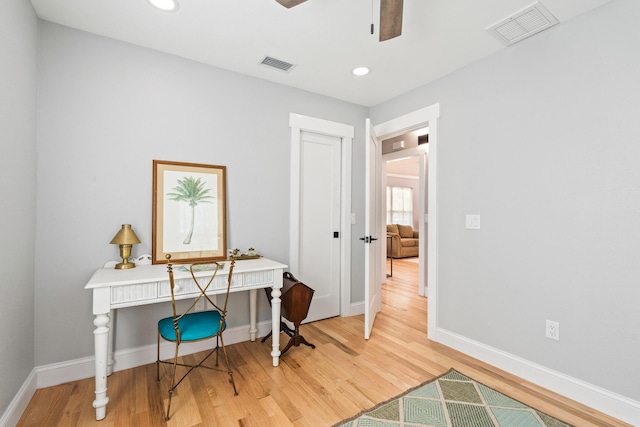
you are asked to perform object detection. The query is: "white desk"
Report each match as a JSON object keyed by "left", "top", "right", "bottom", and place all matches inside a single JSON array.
[{"left": 85, "top": 257, "right": 287, "bottom": 421}]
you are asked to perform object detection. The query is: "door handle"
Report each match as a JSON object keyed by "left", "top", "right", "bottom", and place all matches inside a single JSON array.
[{"left": 359, "top": 236, "right": 377, "bottom": 243}]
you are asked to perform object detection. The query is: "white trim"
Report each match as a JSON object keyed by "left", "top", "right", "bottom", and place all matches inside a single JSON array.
[
  {"left": 288, "top": 113, "right": 353, "bottom": 318},
  {"left": 350, "top": 301, "right": 364, "bottom": 315},
  {"left": 426, "top": 118, "right": 438, "bottom": 306},
  {"left": 36, "top": 355, "right": 96, "bottom": 388},
  {"left": 8, "top": 321, "right": 635, "bottom": 426},
  {"left": 0, "top": 369, "right": 36, "bottom": 427},
  {"left": 0, "top": 320, "right": 272, "bottom": 424},
  {"left": 432, "top": 326, "right": 640, "bottom": 426},
  {"left": 289, "top": 113, "right": 355, "bottom": 139},
  {"left": 33, "top": 320, "right": 272, "bottom": 388},
  {"left": 374, "top": 104, "right": 440, "bottom": 140}
]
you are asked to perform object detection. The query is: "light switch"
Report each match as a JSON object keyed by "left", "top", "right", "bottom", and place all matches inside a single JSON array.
[
  {"left": 465, "top": 214, "right": 480, "bottom": 229},
  {"left": 351, "top": 213, "right": 356, "bottom": 224}
]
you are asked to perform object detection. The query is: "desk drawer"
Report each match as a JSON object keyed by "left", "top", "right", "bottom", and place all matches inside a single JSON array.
[
  {"left": 158, "top": 275, "right": 241, "bottom": 298},
  {"left": 242, "top": 270, "right": 274, "bottom": 286},
  {"left": 111, "top": 283, "right": 158, "bottom": 304}
]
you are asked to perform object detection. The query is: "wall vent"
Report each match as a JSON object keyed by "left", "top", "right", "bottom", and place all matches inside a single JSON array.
[
  {"left": 260, "top": 56, "right": 296, "bottom": 73},
  {"left": 392, "top": 140, "right": 405, "bottom": 150},
  {"left": 486, "top": 1, "right": 558, "bottom": 45}
]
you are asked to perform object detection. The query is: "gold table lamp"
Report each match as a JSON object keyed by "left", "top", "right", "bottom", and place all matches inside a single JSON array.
[{"left": 110, "top": 224, "right": 141, "bottom": 269}]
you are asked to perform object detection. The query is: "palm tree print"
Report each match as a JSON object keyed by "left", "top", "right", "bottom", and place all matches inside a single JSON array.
[{"left": 166, "top": 176, "right": 214, "bottom": 244}]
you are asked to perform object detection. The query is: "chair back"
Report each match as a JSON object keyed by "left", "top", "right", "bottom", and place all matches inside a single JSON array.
[
  {"left": 189, "top": 258, "right": 235, "bottom": 320},
  {"left": 165, "top": 254, "right": 235, "bottom": 341},
  {"left": 209, "top": 258, "right": 235, "bottom": 317}
]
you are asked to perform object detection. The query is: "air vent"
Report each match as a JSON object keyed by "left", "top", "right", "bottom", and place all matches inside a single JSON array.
[
  {"left": 260, "top": 56, "right": 296, "bottom": 73},
  {"left": 486, "top": 1, "right": 558, "bottom": 45}
]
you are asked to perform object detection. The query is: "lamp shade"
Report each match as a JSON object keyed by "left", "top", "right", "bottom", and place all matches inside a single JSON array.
[{"left": 110, "top": 224, "right": 141, "bottom": 245}]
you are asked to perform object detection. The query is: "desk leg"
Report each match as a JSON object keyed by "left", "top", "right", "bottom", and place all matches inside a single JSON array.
[
  {"left": 270, "top": 286, "right": 282, "bottom": 366},
  {"left": 92, "top": 313, "right": 110, "bottom": 420},
  {"left": 249, "top": 289, "right": 257, "bottom": 341},
  {"left": 107, "top": 309, "right": 115, "bottom": 376}
]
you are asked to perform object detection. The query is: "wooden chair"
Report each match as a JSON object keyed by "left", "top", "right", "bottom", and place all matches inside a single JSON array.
[
  {"left": 156, "top": 254, "right": 238, "bottom": 421},
  {"left": 261, "top": 272, "right": 315, "bottom": 355}
]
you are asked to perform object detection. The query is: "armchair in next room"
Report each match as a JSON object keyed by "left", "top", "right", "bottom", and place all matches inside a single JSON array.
[{"left": 386, "top": 224, "right": 419, "bottom": 258}]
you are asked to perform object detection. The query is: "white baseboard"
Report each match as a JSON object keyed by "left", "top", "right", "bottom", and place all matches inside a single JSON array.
[
  {"left": 347, "top": 301, "right": 364, "bottom": 317},
  {"left": 36, "top": 320, "right": 273, "bottom": 388},
  {"left": 431, "top": 326, "right": 640, "bottom": 426},
  {"left": 8, "top": 320, "right": 638, "bottom": 426},
  {"left": 0, "top": 369, "right": 37, "bottom": 427},
  {"left": 1, "top": 320, "right": 273, "bottom": 426}
]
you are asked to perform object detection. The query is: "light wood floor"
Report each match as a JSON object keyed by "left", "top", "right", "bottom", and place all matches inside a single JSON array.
[{"left": 18, "top": 258, "right": 629, "bottom": 426}]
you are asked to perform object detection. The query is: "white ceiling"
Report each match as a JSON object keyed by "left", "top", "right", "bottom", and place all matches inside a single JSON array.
[
  {"left": 30, "top": 0, "right": 612, "bottom": 107},
  {"left": 387, "top": 156, "right": 419, "bottom": 177}
]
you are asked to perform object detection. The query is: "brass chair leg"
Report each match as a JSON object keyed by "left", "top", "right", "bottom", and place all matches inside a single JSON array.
[
  {"left": 218, "top": 334, "right": 238, "bottom": 395},
  {"left": 215, "top": 336, "right": 220, "bottom": 367},
  {"left": 156, "top": 331, "right": 161, "bottom": 383},
  {"left": 165, "top": 343, "right": 180, "bottom": 420},
  {"left": 165, "top": 389, "right": 173, "bottom": 422}
]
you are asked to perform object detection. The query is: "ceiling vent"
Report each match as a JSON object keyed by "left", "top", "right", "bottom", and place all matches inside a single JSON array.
[
  {"left": 260, "top": 56, "right": 296, "bottom": 73},
  {"left": 486, "top": 1, "right": 558, "bottom": 45}
]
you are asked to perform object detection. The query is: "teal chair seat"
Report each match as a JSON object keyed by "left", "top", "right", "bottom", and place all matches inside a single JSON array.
[{"left": 158, "top": 310, "right": 225, "bottom": 342}]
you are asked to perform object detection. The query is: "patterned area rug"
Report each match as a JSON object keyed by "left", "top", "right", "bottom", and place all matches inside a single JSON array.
[{"left": 333, "top": 369, "right": 572, "bottom": 427}]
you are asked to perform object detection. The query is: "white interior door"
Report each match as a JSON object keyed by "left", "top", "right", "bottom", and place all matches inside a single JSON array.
[
  {"left": 364, "top": 119, "right": 381, "bottom": 339},
  {"left": 295, "top": 131, "right": 341, "bottom": 322}
]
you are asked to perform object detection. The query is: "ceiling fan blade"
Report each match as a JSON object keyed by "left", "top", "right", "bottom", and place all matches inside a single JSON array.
[
  {"left": 379, "top": 0, "right": 403, "bottom": 41},
  {"left": 275, "top": 0, "right": 307, "bottom": 8}
]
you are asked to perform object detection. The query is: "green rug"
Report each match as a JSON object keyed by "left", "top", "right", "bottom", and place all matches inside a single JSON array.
[{"left": 333, "top": 369, "right": 572, "bottom": 427}]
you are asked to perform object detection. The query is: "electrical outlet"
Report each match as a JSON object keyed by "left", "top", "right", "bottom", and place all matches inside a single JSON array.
[
  {"left": 545, "top": 320, "right": 559, "bottom": 341},
  {"left": 465, "top": 214, "right": 481, "bottom": 229}
]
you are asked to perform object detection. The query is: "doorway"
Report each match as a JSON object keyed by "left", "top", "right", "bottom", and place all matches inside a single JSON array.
[
  {"left": 372, "top": 104, "right": 440, "bottom": 338},
  {"left": 382, "top": 138, "right": 427, "bottom": 296}
]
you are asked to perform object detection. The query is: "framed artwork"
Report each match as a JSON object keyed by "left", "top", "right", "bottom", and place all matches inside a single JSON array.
[{"left": 152, "top": 160, "right": 227, "bottom": 264}]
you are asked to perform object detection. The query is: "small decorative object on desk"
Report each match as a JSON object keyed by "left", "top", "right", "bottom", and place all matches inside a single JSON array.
[{"left": 228, "top": 247, "right": 262, "bottom": 260}]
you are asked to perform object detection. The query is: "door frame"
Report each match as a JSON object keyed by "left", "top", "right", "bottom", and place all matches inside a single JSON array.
[
  {"left": 373, "top": 103, "right": 440, "bottom": 337},
  {"left": 289, "top": 113, "right": 353, "bottom": 317}
]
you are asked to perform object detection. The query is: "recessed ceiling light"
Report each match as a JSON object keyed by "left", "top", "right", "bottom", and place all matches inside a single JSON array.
[
  {"left": 352, "top": 66, "right": 370, "bottom": 77},
  {"left": 148, "top": 0, "right": 179, "bottom": 12}
]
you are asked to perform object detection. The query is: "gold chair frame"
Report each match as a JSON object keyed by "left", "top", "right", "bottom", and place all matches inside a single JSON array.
[{"left": 156, "top": 254, "right": 238, "bottom": 420}]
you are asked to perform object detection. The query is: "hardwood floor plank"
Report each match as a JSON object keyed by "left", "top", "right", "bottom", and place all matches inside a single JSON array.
[{"left": 17, "top": 258, "right": 631, "bottom": 426}]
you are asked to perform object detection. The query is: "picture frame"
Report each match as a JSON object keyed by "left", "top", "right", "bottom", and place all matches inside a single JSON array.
[{"left": 152, "top": 160, "right": 227, "bottom": 264}]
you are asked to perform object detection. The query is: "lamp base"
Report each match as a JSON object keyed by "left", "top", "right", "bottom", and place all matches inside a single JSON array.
[{"left": 115, "top": 261, "right": 136, "bottom": 270}]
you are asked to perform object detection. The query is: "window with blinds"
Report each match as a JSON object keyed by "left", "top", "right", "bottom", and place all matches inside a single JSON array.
[{"left": 386, "top": 186, "right": 413, "bottom": 225}]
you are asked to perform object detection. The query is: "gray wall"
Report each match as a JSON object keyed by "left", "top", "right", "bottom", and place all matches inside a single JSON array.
[
  {"left": 35, "top": 22, "right": 368, "bottom": 365},
  {"left": 372, "top": 0, "right": 640, "bottom": 401},
  {"left": 0, "top": 0, "right": 38, "bottom": 416}
]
